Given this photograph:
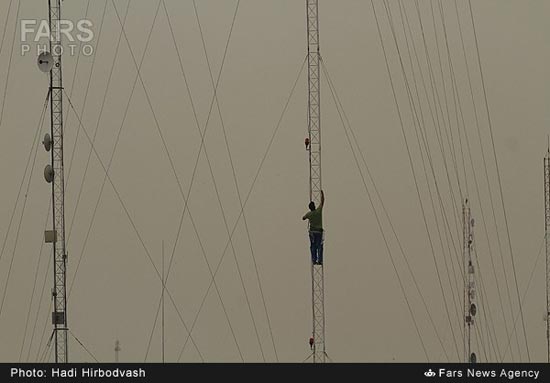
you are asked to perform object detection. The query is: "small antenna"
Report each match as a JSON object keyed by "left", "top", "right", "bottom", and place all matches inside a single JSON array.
[
  {"left": 161, "top": 240, "right": 165, "bottom": 364},
  {"left": 114, "top": 340, "right": 121, "bottom": 363}
]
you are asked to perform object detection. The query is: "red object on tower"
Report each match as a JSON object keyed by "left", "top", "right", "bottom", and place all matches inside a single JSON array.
[
  {"left": 305, "top": 137, "right": 310, "bottom": 150},
  {"left": 309, "top": 337, "right": 314, "bottom": 350}
]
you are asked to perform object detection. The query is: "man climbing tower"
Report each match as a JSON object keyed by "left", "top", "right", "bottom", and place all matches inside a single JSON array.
[{"left": 302, "top": 190, "right": 324, "bottom": 265}]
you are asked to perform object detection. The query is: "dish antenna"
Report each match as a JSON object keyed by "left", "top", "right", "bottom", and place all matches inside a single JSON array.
[
  {"left": 37, "top": 52, "right": 53, "bottom": 73},
  {"left": 43, "top": 133, "right": 52, "bottom": 152},
  {"left": 44, "top": 164, "right": 54, "bottom": 183},
  {"left": 470, "top": 303, "right": 477, "bottom": 317}
]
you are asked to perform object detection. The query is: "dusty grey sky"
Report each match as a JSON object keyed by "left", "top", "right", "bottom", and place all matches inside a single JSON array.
[{"left": 0, "top": 0, "right": 549, "bottom": 363}]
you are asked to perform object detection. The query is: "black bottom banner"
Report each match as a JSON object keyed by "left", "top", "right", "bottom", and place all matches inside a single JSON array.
[{"left": 1, "top": 363, "right": 548, "bottom": 382}]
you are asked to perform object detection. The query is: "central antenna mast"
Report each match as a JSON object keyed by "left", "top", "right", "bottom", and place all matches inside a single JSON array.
[
  {"left": 41, "top": 0, "right": 69, "bottom": 363},
  {"left": 544, "top": 148, "right": 550, "bottom": 362},
  {"left": 305, "top": 0, "right": 326, "bottom": 363}
]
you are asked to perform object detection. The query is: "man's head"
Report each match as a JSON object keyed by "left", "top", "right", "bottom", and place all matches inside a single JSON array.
[{"left": 308, "top": 201, "right": 316, "bottom": 211}]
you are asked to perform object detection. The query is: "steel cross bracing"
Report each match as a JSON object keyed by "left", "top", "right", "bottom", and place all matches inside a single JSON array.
[
  {"left": 307, "top": 0, "right": 321, "bottom": 206},
  {"left": 544, "top": 151, "right": 550, "bottom": 362},
  {"left": 48, "top": 0, "right": 68, "bottom": 363},
  {"left": 306, "top": 0, "right": 326, "bottom": 363},
  {"left": 463, "top": 200, "right": 476, "bottom": 363}
]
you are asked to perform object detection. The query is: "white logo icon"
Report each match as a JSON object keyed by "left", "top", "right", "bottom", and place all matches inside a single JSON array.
[{"left": 424, "top": 369, "right": 436, "bottom": 378}]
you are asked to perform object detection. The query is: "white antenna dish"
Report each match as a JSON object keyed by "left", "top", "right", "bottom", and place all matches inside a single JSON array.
[
  {"left": 44, "top": 164, "right": 54, "bottom": 183},
  {"left": 38, "top": 52, "right": 53, "bottom": 73},
  {"left": 43, "top": 133, "right": 52, "bottom": 152}
]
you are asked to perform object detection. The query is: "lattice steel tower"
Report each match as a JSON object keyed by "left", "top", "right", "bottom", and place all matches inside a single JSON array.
[
  {"left": 463, "top": 200, "right": 477, "bottom": 363},
  {"left": 544, "top": 148, "right": 550, "bottom": 362},
  {"left": 42, "top": 0, "right": 69, "bottom": 363},
  {"left": 305, "top": 0, "right": 326, "bottom": 363}
]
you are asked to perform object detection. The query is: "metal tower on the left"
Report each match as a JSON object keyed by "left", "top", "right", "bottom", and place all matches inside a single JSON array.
[{"left": 43, "top": 0, "right": 69, "bottom": 363}]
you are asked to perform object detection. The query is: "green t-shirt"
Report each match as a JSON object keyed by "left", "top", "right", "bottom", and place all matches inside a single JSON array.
[{"left": 304, "top": 207, "right": 323, "bottom": 231}]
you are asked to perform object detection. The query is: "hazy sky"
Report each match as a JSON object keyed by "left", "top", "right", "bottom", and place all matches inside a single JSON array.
[{"left": 0, "top": 0, "right": 549, "bottom": 363}]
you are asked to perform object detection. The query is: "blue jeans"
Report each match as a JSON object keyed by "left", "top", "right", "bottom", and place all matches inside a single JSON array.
[{"left": 309, "top": 231, "right": 323, "bottom": 264}]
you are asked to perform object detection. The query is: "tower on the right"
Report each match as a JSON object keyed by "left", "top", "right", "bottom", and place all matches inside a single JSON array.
[
  {"left": 543, "top": 148, "right": 550, "bottom": 362},
  {"left": 463, "top": 200, "right": 477, "bottom": 363}
]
